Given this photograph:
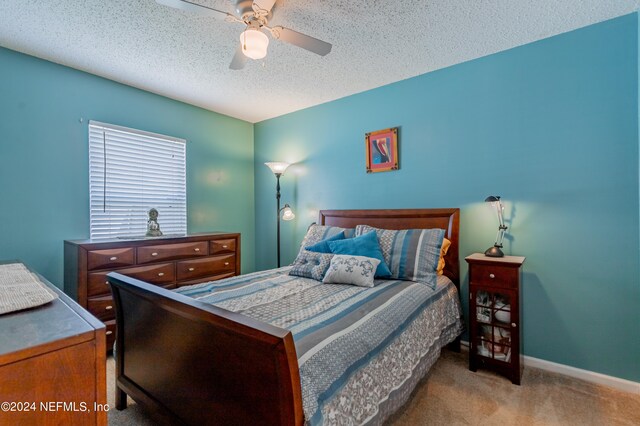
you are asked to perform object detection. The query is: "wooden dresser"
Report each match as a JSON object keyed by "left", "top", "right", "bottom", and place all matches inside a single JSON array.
[
  {"left": 0, "top": 262, "right": 106, "bottom": 425},
  {"left": 64, "top": 233, "right": 241, "bottom": 351}
]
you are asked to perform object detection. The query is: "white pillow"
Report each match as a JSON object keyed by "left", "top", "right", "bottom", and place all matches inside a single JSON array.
[{"left": 322, "top": 255, "right": 381, "bottom": 288}]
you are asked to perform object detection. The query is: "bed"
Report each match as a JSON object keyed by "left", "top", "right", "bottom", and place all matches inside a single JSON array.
[{"left": 108, "top": 208, "right": 463, "bottom": 425}]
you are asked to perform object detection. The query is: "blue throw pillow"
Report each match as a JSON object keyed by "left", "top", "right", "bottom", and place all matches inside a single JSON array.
[
  {"left": 305, "top": 231, "right": 345, "bottom": 253},
  {"left": 328, "top": 231, "right": 391, "bottom": 278}
]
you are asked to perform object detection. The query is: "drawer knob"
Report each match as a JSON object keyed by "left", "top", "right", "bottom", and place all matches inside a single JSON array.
[
  {"left": 151, "top": 252, "right": 158, "bottom": 257},
  {"left": 105, "top": 281, "right": 109, "bottom": 285},
  {"left": 106, "top": 305, "right": 113, "bottom": 310},
  {"left": 110, "top": 256, "right": 118, "bottom": 261},
  {"left": 222, "top": 245, "right": 228, "bottom": 249},
  {"left": 194, "top": 248, "right": 200, "bottom": 252},
  {"left": 489, "top": 273, "right": 495, "bottom": 279},
  {"left": 158, "top": 272, "right": 165, "bottom": 277},
  {"left": 224, "top": 262, "right": 230, "bottom": 266},
  {"left": 106, "top": 331, "right": 113, "bottom": 336},
  {"left": 188, "top": 267, "right": 195, "bottom": 272},
  {"left": 511, "top": 322, "right": 517, "bottom": 327}
]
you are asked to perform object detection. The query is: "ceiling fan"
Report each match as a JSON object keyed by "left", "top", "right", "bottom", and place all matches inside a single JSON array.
[{"left": 156, "top": 0, "right": 332, "bottom": 70}]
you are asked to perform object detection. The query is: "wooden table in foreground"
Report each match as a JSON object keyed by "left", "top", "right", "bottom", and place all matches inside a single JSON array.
[{"left": 0, "top": 261, "right": 107, "bottom": 425}]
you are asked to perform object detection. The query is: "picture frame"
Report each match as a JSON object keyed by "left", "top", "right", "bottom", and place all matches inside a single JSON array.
[{"left": 365, "top": 127, "right": 398, "bottom": 173}]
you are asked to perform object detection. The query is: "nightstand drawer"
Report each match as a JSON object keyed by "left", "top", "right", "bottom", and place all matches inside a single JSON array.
[{"left": 470, "top": 264, "right": 518, "bottom": 288}]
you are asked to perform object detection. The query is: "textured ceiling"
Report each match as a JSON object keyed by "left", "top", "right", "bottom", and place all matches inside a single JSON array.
[{"left": 1, "top": 1, "right": 638, "bottom": 123}]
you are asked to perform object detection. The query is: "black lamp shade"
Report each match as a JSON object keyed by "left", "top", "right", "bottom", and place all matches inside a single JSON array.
[{"left": 484, "top": 246, "right": 505, "bottom": 257}]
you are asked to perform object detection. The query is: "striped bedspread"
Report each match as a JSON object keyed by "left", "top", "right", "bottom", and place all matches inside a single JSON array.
[{"left": 176, "top": 267, "right": 463, "bottom": 425}]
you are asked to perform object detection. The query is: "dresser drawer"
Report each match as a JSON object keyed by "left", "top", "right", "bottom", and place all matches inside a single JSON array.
[
  {"left": 105, "top": 320, "right": 116, "bottom": 352},
  {"left": 177, "top": 272, "right": 236, "bottom": 287},
  {"left": 210, "top": 239, "right": 236, "bottom": 255},
  {"left": 88, "top": 263, "right": 175, "bottom": 297},
  {"left": 87, "top": 248, "right": 135, "bottom": 271},
  {"left": 137, "top": 241, "right": 208, "bottom": 264},
  {"left": 176, "top": 255, "right": 235, "bottom": 281},
  {"left": 470, "top": 264, "right": 518, "bottom": 289},
  {"left": 87, "top": 295, "right": 116, "bottom": 321},
  {"left": 88, "top": 279, "right": 177, "bottom": 321}
]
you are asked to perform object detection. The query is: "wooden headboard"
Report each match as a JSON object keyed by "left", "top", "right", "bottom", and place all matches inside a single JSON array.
[{"left": 319, "top": 208, "right": 460, "bottom": 287}]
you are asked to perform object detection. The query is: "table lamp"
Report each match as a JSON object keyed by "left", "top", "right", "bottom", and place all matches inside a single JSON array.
[{"left": 484, "top": 195, "right": 507, "bottom": 257}]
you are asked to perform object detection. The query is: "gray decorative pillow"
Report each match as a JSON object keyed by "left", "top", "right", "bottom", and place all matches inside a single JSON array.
[
  {"left": 355, "top": 225, "right": 444, "bottom": 288},
  {"left": 289, "top": 250, "right": 334, "bottom": 281},
  {"left": 293, "top": 224, "right": 355, "bottom": 265},
  {"left": 322, "top": 255, "right": 381, "bottom": 288},
  {"left": 299, "top": 224, "right": 355, "bottom": 249}
]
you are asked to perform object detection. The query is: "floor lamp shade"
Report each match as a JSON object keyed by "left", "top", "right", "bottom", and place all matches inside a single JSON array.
[
  {"left": 281, "top": 204, "right": 295, "bottom": 221},
  {"left": 265, "top": 162, "right": 290, "bottom": 176}
]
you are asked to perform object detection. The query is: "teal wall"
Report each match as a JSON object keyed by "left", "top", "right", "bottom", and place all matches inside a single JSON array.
[
  {"left": 1, "top": 13, "right": 638, "bottom": 383},
  {"left": 254, "top": 14, "right": 640, "bottom": 382},
  {"left": 0, "top": 47, "right": 255, "bottom": 285}
]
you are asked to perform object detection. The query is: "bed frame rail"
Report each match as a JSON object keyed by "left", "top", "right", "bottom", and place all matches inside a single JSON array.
[{"left": 108, "top": 272, "right": 303, "bottom": 426}]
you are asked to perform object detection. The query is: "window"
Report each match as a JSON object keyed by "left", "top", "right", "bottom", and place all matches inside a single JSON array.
[{"left": 89, "top": 121, "right": 186, "bottom": 240}]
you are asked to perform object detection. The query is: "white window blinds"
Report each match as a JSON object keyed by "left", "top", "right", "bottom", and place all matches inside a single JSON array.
[{"left": 89, "top": 121, "right": 187, "bottom": 240}]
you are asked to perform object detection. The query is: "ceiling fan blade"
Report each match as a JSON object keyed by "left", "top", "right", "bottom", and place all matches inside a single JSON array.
[
  {"left": 156, "top": 0, "right": 231, "bottom": 20},
  {"left": 253, "top": 0, "right": 277, "bottom": 13},
  {"left": 273, "top": 27, "right": 332, "bottom": 56},
  {"left": 229, "top": 45, "right": 248, "bottom": 70}
]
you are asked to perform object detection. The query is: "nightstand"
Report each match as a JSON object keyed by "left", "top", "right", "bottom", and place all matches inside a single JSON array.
[{"left": 466, "top": 253, "right": 525, "bottom": 384}]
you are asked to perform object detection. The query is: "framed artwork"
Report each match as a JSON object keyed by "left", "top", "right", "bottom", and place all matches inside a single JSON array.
[{"left": 365, "top": 127, "right": 398, "bottom": 173}]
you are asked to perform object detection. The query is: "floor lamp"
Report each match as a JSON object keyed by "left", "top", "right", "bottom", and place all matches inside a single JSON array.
[{"left": 265, "top": 162, "right": 295, "bottom": 267}]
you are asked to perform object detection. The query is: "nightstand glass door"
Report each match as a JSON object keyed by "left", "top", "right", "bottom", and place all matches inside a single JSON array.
[{"left": 474, "top": 289, "right": 514, "bottom": 362}]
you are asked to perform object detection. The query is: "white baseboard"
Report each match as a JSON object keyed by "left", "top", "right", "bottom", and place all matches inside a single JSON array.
[{"left": 459, "top": 341, "right": 640, "bottom": 394}]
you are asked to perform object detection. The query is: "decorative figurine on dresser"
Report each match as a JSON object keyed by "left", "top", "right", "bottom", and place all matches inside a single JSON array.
[
  {"left": 146, "top": 208, "right": 163, "bottom": 237},
  {"left": 466, "top": 253, "right": 525, "bottom": 384}
]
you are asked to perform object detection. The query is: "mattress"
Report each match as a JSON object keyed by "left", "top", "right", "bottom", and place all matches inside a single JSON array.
[{"left": 176, "top": 268, "right": 463, "bottom": 425}]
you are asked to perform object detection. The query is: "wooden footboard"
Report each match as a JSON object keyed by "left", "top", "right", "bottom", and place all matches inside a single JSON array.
[{"left": 107, "top": 272, "right": 303, "bottom": 426}]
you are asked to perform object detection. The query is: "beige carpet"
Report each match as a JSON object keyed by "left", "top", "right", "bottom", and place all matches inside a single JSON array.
[{"left": 106, "top": 350, "right": 640, "bottom": 425}]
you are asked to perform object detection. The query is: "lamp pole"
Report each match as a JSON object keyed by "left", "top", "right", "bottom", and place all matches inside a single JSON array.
[
  {"left": 265, "top": 162, "right": 293, "bottom": 268},
  {"left": 275, "top": 172, "right": 282, "bottom": 268}
]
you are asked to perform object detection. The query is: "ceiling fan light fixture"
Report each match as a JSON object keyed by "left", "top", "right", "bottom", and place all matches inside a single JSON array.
[{"left": 240, "top": 28, "right": 269, "bottom": 60}]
